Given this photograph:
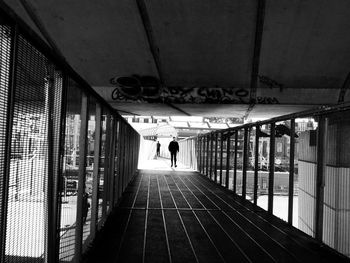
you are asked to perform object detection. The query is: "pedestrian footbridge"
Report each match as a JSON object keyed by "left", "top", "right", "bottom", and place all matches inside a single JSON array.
[
  {"left": 83, "top": 162, "right": 347, "bottom": 262},
  {"left": 1, "top": 2, "right": 350, "bottom": 262}
]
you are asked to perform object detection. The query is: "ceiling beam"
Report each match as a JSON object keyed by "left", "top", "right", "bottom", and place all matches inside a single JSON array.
[
  {"left": 245, "top": 0, "right": 266, "bottom": 120},
  {"left": 135, "top": 0, "right": 164, "bottom": 84},
  {"left": 135, "top": 0, "right": 191, "bottom": 116},
  {"left": 19, "top": 0, "right": 65, "bottom": 60}
]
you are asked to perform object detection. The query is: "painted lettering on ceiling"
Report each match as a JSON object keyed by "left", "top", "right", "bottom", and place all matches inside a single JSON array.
[{"left": 110, "top": 75, "right": 279, "bottom": 104}]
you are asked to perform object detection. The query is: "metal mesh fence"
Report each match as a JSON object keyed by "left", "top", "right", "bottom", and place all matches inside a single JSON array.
[
  {"left": 0, "top": 5, "right": 140, "bottom": 263},
  {"left": 96, "top": 109, "right": 106, "bottom": 228},
  {"left": 82, "top": 97, "right": 96, "bottom": 252},
  {"left": 0, "top": 23, "right": 11, "bottom": 248},
  {"left": 58, "top": 79, "right": 82, "bottom": 262},
  {"left": 5, "top": 33, "right": 51, "bottom": 262}
]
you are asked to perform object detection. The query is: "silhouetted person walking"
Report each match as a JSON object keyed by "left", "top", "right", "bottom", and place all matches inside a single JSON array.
[
  {"left": 168, "top": 137, "right": 179, "bottom": 167},
  {"left": 156, "top": 141, "right": 161, "bottom": 156}
]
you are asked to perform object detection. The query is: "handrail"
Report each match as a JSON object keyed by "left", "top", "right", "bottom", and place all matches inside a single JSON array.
[{"left": 197, "top": 102, "right": 350, "bottom": 137}]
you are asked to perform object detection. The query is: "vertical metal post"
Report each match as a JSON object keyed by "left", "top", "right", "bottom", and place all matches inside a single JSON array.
[
  {"left": 124, "top": 127, "right": 128, "bottom": 188},
  {"left": 44, "top": 75, "right": 54, "bottom": 263},
  {"left": 242, "top": 128, "right": 249, "bottom": 199},
  {"left": 288, "top": 119, "right": 295, "bottom": 224},
  {"left": 75, "top": 93, "right": 89, "bottom": 262},
  {"left": 130, "top": 130, "right": 133, "bottom": 181},
  {"left": 233, "top": 132, "right": 238, "bottom": 193},
  {"left": 129, "top": 131, "right": 133, "bottom": 184},
  {"left": 134, "top": 133, "right": 137, "bottom": 171},
  {"left": 54, "top": 72, "right": 68, "bottom": 260},
  {"left": 113, "top": 120, "right": 120, "bottom": 205},
  {"left": 210, "top": 133, "right": 214, "bottom": 180},
  {"left": 122, "top": 124, "right": 127, "bottom": 191},
  {"left": 219, "top": 132, "right": 224, "bottom": 185},
  {"left": 132, "top": 133, "right": 135, "bottom": 176},
  {"left": 127, "top": 128, "right": 130, "bottom": 186},
  {"left": 214, "top": 133, "right": 218, "bottom": 183},
  {"left": 134, "top": 133, "right": 136, "bottom": 174},
  {"left": 91, "top": 103, "right": 101, "bottom": 236},
  {"left": 45, "top": 68, "right": 64, "bottom": 263},
  {"left": 201, "top": 135, "right": 206, "bottom": 174},
  {"left": 198, "top": 137, "right": 201, "bottom": 172},
  {"left": 108, "top": 118, "right": 116, "bottom": 212},
  {"left": 128, "top": 127, "right": 131, "bottom": 185},
  {"left": 129, "top": 128, "right": 132, "bottom": 183},
  {"left": 206, "top": 135, "right": 210, "bottom": 176},
  {"left": 268, "top": 123, "right": 275, "bottom": 214},
  {"left": 200, "top": 137, "right": 203, "bottom": 173},
  {"left": 130, "top": 131, "right": 133, "bottom": 182},
  {"left": 132, "top": 133, "right": 135, "bottom": 179},
  {"left": 121, "top": 124, "right": 127, "bottom": 192},
  {"left": 133, "top": 133, "right": 135, "bottom": 175},
  {"left": 118, "top": 123, "right": 124, "bottom": 198},
  {"left": 193, "top": 139, "right": 196, "bottom": 170},
  {"left": 225, "top": 133, "right": 230, "bottom": 188},
  {"left": 187, "top": 140, "right": 189, "bottom": 166},
  {"left": 102, "top": 113, "right": 111, "bottom": 217},
  {"left": 127, "top": 127, "right": 131, "bottom": 187},
  {"left": 116, "top": 121, "right": 121, "bottom": 199},
  {"left": 254, "top": 126, "right": 259, "bottom": 205},
  {"left": 1, "top": 24, "right": 18, "bottom": 263},
  {"left": 315, "top": 116, "right": 327, "bottom": 241}
]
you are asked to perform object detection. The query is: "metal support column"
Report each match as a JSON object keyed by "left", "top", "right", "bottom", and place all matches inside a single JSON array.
[
  {"left": 315, "top": 116, "right": 327, "bottom": 241},
  {"left": 254, "top": 126, "right": 259, "bottom": 205},
  {"left": 214, "top": 133, "right": 218, "bottom": 183},
  {"left": 198, "top": 137, "right": 202, "bottom": 173},
  {"left": 118, "top": 123, "right": 125, "bottom": 197},
  {"left": 113, "top": 120, "right": 120, "bottom": 205},
  {"left": 268, "top": 123, "right": 275, "bottom": 214},
  {"left": 54, "top": 72, "right": 68, "bottom": 260},
  {"left": 121, "top": 124, "right": 126, "bottom": 191},
  {"left": 108, "top": 118, "right": 117, "bottom": 211},
  {"left": 233, "top": 132, "right": 238, "bottom": 193},
  {"left": 210, "top": 133, "right": 214, "bottom": 180},
  {"left": 45, "top": 68, "right": 64, "bottom": 263},
  {"left": 102, "top": 113, "right": 111, "bottom": 217},
  {"left": 206, "top": 135, "right": 210, "bottom": 176},
  {"left": 225, "top": 133, "right": 230, "bottom": 188},
  {"left": 75, "top": 93, "right": 89, "bottom": 261},
  {"left": 242, "top": 128, "right": 249, "bottom": 199},
  {"left": 91, "top": 103, "right": 101, "bottom": 236},
  {"left": 288, "top": 119, "right": 295, "bottom": 224},
  {"left": 202, "top": 137, "right": 206, "bottom": 174},
  {"left": 219, "top": 132, "right": 224, "bottom": 185}
]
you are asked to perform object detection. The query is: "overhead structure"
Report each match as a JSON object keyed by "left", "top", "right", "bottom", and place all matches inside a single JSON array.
[{"left": 5, "top": 0, "right": 350, "bottom": 118}]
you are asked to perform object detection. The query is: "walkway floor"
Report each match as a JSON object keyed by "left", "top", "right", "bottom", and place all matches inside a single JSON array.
[{"left": 83, "top": 160, "right": 349, "bottom": 263}]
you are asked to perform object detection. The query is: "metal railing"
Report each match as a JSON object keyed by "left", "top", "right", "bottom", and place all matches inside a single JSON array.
[
  {"left": 182, "top": 103, "right": 350, "bottom": 258},
  {"left": 0, "top": 3, "right": 140, "bottom": 263}
]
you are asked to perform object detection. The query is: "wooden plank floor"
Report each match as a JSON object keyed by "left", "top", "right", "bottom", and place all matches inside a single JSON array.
[{"left": 83, "top": 170, "right": 350, "bottom": 263}]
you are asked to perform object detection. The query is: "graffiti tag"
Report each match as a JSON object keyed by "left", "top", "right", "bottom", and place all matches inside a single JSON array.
[{"left": 110, "top": 75, "right": 279, "bottom": 104}]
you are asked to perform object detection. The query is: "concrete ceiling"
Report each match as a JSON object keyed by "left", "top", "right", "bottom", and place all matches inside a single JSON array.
[{"left": 5, "top": 0, "right": 350, "bottom": 118}]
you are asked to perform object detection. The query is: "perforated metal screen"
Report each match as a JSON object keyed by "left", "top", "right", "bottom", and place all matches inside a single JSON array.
[
  {"left": 0, "top": 6, "right": 141, "bottom": 263},
  {"left": 4, "top": 33, "right": 51, "bottom": 262},
  {"left": 97, "top": 110, "right": 106, "bottom": 225},
  {"left": 59, "top": 78, "right": 82, "bottom": 262},
  {"left": 0, "top": 22, "right": 11, "bottom": 233}
]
